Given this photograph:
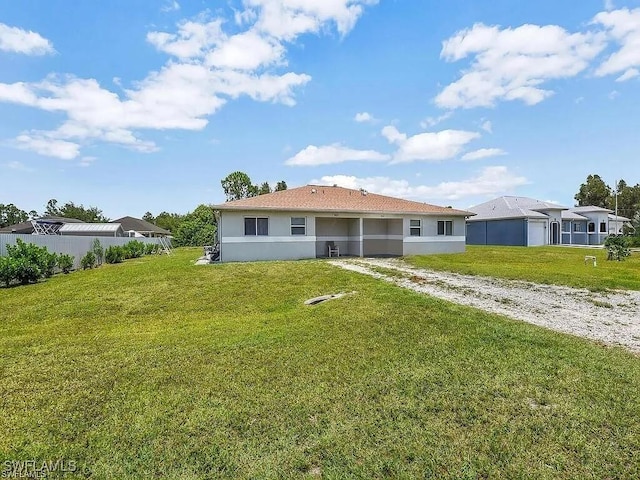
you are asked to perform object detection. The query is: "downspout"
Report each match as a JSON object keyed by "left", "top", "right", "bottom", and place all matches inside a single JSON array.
[{"left": 214, "top": 210, "right": 221, "bottom": 262}]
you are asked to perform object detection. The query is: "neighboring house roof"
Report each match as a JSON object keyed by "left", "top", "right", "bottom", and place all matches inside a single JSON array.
[
  {"left": 468, "top": 196, "right": 568, "bottom": 221},
  {"left": 213, "top": 185, "right": 474, "bottom": 216},
  {"left": 58, "top": 223, "right": 123, "bottom": 235},
  {"left": 608, "top": 213, "right": 631, "bottom": 222},
  {"left": 0, "top": 216, "right": 84, "bottom": 233},
  {"left": 111, "top": 216, "right": 170, "bottom": 235},
  {"left": 570, "top": 206, "right": 613, "bottom": 214}
]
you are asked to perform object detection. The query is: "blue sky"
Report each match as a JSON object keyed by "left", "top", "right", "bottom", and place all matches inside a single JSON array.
[{"left": 1, "top": 0, "right": 639, "bottom": 218}]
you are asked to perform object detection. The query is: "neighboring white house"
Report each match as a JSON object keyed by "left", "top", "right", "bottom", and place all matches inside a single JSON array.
[
  {"left": 212, "top": 185, "right": 474, "bottom": 262},
  {"left": 467, "top": 196, "right": 631, "bottom": 246}
]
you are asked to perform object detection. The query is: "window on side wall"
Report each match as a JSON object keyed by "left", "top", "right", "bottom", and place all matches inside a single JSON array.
[
  {"left": 437, "top": 220, "right": 453, "bottom": 236},
  {"left": 587, "top": 222, "right": 595, "bottom": 233},
  {"left": 291, "top": 217, "right": 306, "bottom": 235},
  {"left": 410, "top": 219, "right": 421, "bottom": 236},
  {"left": 600, "top": 222, "right": 607, "bottom": 233},
  {"left": 244, "top": 217, "right": 269, "bottom": 236},
  {"left": 562, "top": 221, "right": 570, "bottom": 233},
  {"left": 573, "top": 223, "right": 583, "bottom": 232}
]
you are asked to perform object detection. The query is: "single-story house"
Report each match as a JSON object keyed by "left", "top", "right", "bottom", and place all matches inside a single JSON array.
[
  {"left": 111, "top": 216, "right": 171, "bottom": 238},
  {"left": 0, "top": 216, "right": 84, "bottom": 234},
  {"left": 212, "top": 185, "right": 474, "bottom": 262},
  {"left": 467, "top": 196, "right": 631, "bottom": 246}
]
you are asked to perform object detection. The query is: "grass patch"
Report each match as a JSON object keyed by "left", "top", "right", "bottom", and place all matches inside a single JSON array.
[
  {"left": 405, "top": 245, "right": 640, "bottom": 291},
  {"left": 1, "top": 249, "right": 639, "bottom": 478}
]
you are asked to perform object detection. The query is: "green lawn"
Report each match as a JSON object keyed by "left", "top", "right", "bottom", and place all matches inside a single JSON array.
[
  {"left": 1, "top": 248, "right": 639, "bottom": 479},
  {"left": 406, "top": 245, "right": 640, "bottom": 291}
]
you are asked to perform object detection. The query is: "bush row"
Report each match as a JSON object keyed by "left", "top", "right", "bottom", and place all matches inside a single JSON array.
[
  {"left": 80, "top": 240, "right": 162, "bottom": 269},
  {"left": 0, "top": 239, "right": 74, "bottom": 287},
  {"left": 1, "top": 239, "right": 164, "bottom": 287}
]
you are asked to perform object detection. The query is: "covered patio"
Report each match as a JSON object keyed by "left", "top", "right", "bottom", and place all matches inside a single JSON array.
[{"left": 315, "top": 217, "right": 403, "bottom": 258}]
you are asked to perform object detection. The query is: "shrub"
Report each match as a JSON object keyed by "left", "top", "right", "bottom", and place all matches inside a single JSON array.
[
  {"left": 3, "top": 239, "right": 56, "bottom": 285},
  {"left": 104, "top": 245, "right": 124, "bottom": 264},
  {"left": 80, "top": 251, "right": 97, "bottom": 270},
  {"left": 604, "top": 235, "right": 631, "bottom": 261},
  {"left": 0, "top": 256, "right": 16, "bottom": 287},
  {"left": 92, "top": 239, "right": 104, "bottom": 266},
  {"left": 123, "top": 240, "right": 145, "bottom": 259},
  {"left": 12, "top": 257, "right": 41, "bottom": 285},
  {"left": 144, "top": 243, "right": 158, "bottom": 255},
  {"left": 41, "top": 251, "right": 58, "bottom": 278},
  {"left": 57, "top": 254, "right": 74, "bottom": 274}
]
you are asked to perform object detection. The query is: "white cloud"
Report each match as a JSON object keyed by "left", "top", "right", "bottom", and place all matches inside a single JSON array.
[
  {"left": 435, "top": 23, "right": 606, "bottom": 109},
  {"left": 247, "top": 0, "right": 376, "bottom": 40},
  {"left": 594, "top": 8, "right": 640, "bottom": 79},
  {"left": 480, "top": 120, "right": 492, "bottom": 133},
  {"left": 609, "top": 89, "right": 620, "bottom": 99},
  {"left": 78, "top": 156, "right": 96, "bottom": 167},
  {"left": 382, "top": 125, "right": 480, "bottom": 163},
  {"left": 420, "top": 111, "right": 452, "bottom": 129},
  {"left": 161, "top": 0, "right": 180, "bottom": 12},
  {"left": 0, "top": 23, "right": 54, "bottom": 55},
  {"left": 461, "top": 148, "right": 506, "bottom": 161},
  {"left": 147, "top": 19, "right": 225, "bottom": 59},
  {"left": 615, "top": 68, "right": 639, "bottom": 81},
  {"left": 15, "top": 134, "right": 80, "bottom": 160},
  {"left": 285, "top": 144, "right": 389, "bottom": 166},
  {"left": 1, "top": 2, "right": 375, "bottom": 159},
  {"left": 313, "top": 166, "right": 528, "bottom": 201},
  {"left": 354, "top": 112, "right": 375, "bottom": 123},
  {"left": 3, "top": 161, "right": 34, "bottom": 172}
]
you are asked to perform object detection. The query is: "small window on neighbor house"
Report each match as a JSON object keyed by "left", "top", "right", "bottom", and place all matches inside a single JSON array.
[
  {"left": 410, "top": 219, "right": 421, "bottom": 236},
  {"left": 600, "top": 222, "right": 607, "bottom": 233},
  {"left": 244, "top": 217, "right": 269, "bottom": 236},
  {"left": 588, "top": 222, "right": 596, "bottom": 233},
  {"left": 437, "top": 220, "right": 453, "bottom": 236},
  {"left": 291, "top": 217, "right": 306, "bottom": 235},
  {"left": 573, "top": 223, "right": 583, "bottom": 233}
]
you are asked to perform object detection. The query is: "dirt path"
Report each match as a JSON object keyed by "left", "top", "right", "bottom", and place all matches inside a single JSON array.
[{"left": 329, "top": 258, "right": 640, "bottom": 353}]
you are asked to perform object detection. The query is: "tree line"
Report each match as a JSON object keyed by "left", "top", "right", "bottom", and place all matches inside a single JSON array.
[{"left": 575, "top": 174, "right": 640, "bottom": 223}]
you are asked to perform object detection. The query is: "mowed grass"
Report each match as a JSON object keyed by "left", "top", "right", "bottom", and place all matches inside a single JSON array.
[
  {"left": 1, "top": 249, "right": 639, "bottom": 479},
  {"left": 406, "top": 245, "right": 640, "bottom": 291}
]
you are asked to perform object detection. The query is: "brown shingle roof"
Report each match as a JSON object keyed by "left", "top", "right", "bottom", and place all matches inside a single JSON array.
[{"left": 213, "top": 185, "right": 473, "bottom": 216}]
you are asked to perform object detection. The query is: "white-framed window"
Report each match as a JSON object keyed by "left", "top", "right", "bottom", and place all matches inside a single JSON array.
[
  {"left": 291, "top": 217, "right": 306, "bottom": 235},
  {"left": 599, "top": 222, "right": 607, "bottom": 233},
  {"left": 587, "top": 222, "right": 596, "bottom": 233},
  {"left": 574, "top": 223, "right": 583, "bottom": 233},
  {"left": 437, "top": 220, "right": 453, "bottom": 236},
  {"left": 244, "top": 217, "right": 269, "bottom": 236},
  {"left": 409, "top": 219, "right": 421, "bottom": 236}
]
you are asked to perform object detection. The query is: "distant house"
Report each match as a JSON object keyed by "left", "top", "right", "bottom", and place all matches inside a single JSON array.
[
  {"left": 0, "top": 216, "right": 84, "bottom": 234},
  {"left": 212, "top": 185, "right": 474, "bottom": 262},
  {"left": 111, "top": 216, "right": 171, "bottom": 238},
  {"left": 467, "top": 196, "right": 630, "bottom": 246}
]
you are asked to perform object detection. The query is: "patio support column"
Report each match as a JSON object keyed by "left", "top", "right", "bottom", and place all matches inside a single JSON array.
[{"left": 359, "top": 217, "right": 364, "bottom": 257}]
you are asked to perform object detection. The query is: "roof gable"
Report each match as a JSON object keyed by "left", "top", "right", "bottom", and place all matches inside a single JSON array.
[{"left": 213, "top": 185, "right": 473, "bottom": 216}]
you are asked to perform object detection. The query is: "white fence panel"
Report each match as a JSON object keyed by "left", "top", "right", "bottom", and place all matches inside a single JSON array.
[{"left": 0, "top": 234, "right": 164, "bottom": 269}]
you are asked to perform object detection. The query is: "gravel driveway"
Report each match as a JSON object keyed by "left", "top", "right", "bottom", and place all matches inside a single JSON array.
[{"left": 330, "top": 258, "right": 640, "bottom": 353}]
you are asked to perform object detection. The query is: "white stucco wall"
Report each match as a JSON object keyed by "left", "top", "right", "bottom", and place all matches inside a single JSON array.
[
  {"left": 219, "top": 210, "right": 316, "bottom": 262},
  {"left": 218, "top": 211, "right": 468, "bottom": 261}
]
